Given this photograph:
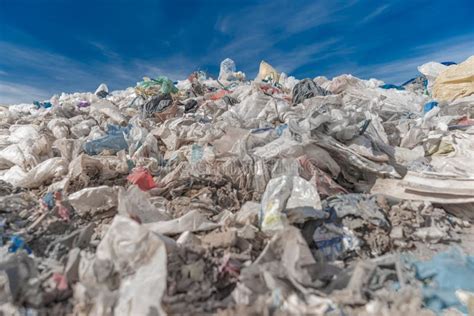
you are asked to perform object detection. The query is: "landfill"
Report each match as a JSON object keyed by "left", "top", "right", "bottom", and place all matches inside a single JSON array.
[{"left": 1, "top": 55, "right": 474, "bottom": 315}]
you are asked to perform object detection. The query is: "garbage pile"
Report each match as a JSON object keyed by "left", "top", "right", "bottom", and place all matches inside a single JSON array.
[{"left": 1, "top": 55, "right": 474, "bottom": 315}]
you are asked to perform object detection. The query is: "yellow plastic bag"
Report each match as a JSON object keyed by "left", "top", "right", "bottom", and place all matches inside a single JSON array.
[
  {"left": 433, "top": 55, "right": 474, "bottom": 101},
  {"left": 256, "top": 60, "right": 280, "bottom": 83}
]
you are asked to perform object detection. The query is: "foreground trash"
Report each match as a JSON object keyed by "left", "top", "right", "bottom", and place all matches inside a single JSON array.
[{"left": 0, "top": 55, "right": 473, "bottom": 315}]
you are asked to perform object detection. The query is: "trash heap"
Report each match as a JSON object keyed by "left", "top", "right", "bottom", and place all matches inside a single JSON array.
[{"left": 1, "top": 55, "right": 474, "bottom": 315}]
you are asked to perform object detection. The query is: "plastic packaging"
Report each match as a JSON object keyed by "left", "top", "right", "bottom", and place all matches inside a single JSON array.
[
  {"left": 433, "top": 56, "right": 474, "bottom": 101},
  {"left": 379, "top": 83, "right": 404, "bottom": 90},
  {"left": 96, "top": 215, "right": 167, "bottom": 315},
  {"left": 219, "top": 58, "right": 237, "bottom": 82},
  {"left": 260, "top": 176, "right": 325, "bottom": 232},
  {"left": 117, "top": 185, "right": 169, "bottom": 223},
  {"left": 417, "top": 61, "right": 448, "bottom": 93},
  {"left": 33, "top": 101, "right": 52, "bottom": 109},
  {"left": 94, "top": 83, "right": 109, "bottom": 98},
  {"left": 255, "top": 60, "right": 280, "bottom": 83},
  {"left": 8, "top": 235, "right": 32, "bottom": 254},
  {"left": 83, "top": 124, "right": 130, "bottom": 155},
  {"left": 411, "top": 247, "right": 474, "bottom": 314},
  {"left": 68, "top": 186, "right": 119, "bottom": 217},
  {"left": 292, "top": 78, "right": 331, "bottom": 105},
  {"left": 91, "top": 99, "right": 127, "bottom": 125},
  {"left": 127, "top": 167, "right": 156, "bottom": 191},
  {"left": 6, "top": 157, "right": 68, "bottom": 188},
  {"left": 136, "top": 76, "right": 178, "bottom": 96},
  {"left": 423, "top": 101, "right": 438, "bottom": 113}
]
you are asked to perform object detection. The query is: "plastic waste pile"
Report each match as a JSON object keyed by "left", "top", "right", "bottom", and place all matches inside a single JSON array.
[{"left": 1, "top": 55, "right": 474, "bottom": 315}]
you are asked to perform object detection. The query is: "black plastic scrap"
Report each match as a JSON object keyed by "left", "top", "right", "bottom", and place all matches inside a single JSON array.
[
  {"left": 292, "top": 78, "right": 331, "bottom": 105},
  {"left": 141, "top": 93, "right": 173, "bottom": 118}
]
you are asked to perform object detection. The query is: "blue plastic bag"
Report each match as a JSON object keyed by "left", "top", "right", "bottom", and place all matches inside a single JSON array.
[
  {"left": 191, "top": 144, "right": 204, "bottom": 163},
  {"left": 83, "top": 125, "right": 131, "bottom": 155},
  {"left": 401, "top": 75, "right": 428, "bottom": 88},
  {"left": 42, "top": 192, "right": 55, "bottom": 210},
  {"left": 411, "top": 247, "right": 474, "bottom": 314},
  {"left": 423, "top": 101, "right": 438, "bottom": 113},
  {"left": 379, "top": 84, "right": 405, "bottom": 90},
  {"left": 275, "top": 124, "right": 288, "bottom": 136},
  {"left": 8, "top": 235, "right": 32, "bottom": 254},
  {"left": 33, "top": 101, "right": 52, "bottom": 109}
]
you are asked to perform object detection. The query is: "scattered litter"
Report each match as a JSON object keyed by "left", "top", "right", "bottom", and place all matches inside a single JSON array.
[{"left": 1, "top": 55, "right": 473, "bottom": 315}]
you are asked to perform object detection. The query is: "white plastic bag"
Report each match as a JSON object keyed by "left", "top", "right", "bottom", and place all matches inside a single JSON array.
[
  {"left": 8, "top": 157, "right": 68, "bottom": 188},
  {"left": 8, "top": 125, "right": 40, "bottom": 143},
  {"left": 68, "top": 186, "right": 119, "bottom": 217},
  {"left": 96, "top": 215, "right": 167, "bottom": 315},
  {"left": 117, "top": 186, "right": 170, "bottom": 223},
  {"left": 260, "top": 176, "right": 325, "bottom": 232},
  {"left": 417, "top": 61, "right": 448, "bottom": 93},
  {"left": 91, "top": 99, "right": 127, "bottom": 125}
]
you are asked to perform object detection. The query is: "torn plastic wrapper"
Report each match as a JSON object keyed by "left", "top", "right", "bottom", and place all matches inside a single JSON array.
[
  {"left": 95, "top": 215, "right": 168, "bottom": 315},
  {"left": 127, "top": 167, "right": 156, "bottom": 191},
  {"left": 117, "top": 185, "right": 169, "bottom": 223},
  {"left": 91, "top": 99, "right": 126, "bottom": 125},
  {"left": 67, "top": 186, "right": 118, "bottom": 217},
  {"left": 233, "top": 226, "right": 337, "bottom": 310},
  {"left": 83, "top": 125, "right": 131, "bottom": 156},
  {"left": 410, "top": 247, "right": 474, "bottom": 314},
  {"left": 260, "top": 176, "right": 325, "bottom": 232},
  {"left": 1, "top": 157, "right": 68, "bottom": 188},
  {"left": 145, "top": 209, "right": 220, "bottom": 235},
  {"left": 433, "top": 56, "right": 474, "bottom": 101}
]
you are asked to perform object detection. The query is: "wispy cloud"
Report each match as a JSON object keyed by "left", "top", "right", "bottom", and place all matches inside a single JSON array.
[
  {"left": 271, "top": 38, "right": 343, "bottom": 74},
  {"left": 88, "top": 41, "right": 121, "bottom": 61},
  {"left": 360, "top": 4, "right": 390, "bottom": 24},
  {"left": 216, "top": 0, "right": 358, "bottom": 37},
  {"left": 348, "top": 35, "right": 474, "bottom": 83},
  {"left": 0, "top": 41, "right": 90, "bottom": 80},
  {"left": 1, "top": 0, "right": 472, "bottom": 104},
  {"left": 211, "top": 0, "right": 360, "bottom": 76},
  {"left": 0, "top": 40, "right": 193, "bottom": 104},
  {"left": 0, "top": 81, "right": 51, "bottom": 104}
]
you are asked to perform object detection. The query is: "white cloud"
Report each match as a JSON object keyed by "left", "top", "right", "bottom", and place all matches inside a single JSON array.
[
  {"left": 88, "top": 41, "right": 121, "bottom": 60},
  {"left": 0, "top": 81, "right": 51, "bottom": 105},
  {"left": 207, "top": 0, "right": 360, "bottom": 76},
  {"left": 359, "top": 4, "right": 390, "bottom": 24},
  {"left": 0, "top": 40, "right": 194, "bottom": 104},
  {"left": 271, "top": 38, "right": 342, "bottom": 74},
  {"left": 347, "top": 35, "right": 474, "bottom": 83},
  {"left": 1, "top": 2, "right": 472, "bottom": 104}
]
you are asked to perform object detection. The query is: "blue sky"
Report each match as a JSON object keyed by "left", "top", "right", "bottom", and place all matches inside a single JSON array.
[{"left": 1, "top": 0, "right": 473, "bottom": 104}]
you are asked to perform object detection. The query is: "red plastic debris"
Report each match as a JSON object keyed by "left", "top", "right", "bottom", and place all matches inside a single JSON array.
[
  {"left": 457, "top": 116, "right": 474, "bottom": 126},
  {"left": 218, "top": 254, "right": 241, "bottom": 278},
  {"left": 260, "top": 84, "right": 282, "bottom": 95},
  {"left": 54, "top": 191, "right": 70, "bottom": 222},
  {"left": 57, "top": 205, "right": 70, "bottom": 222},
  {"left": 127, "top": 167, "right": 157, "bottom": 191},
  {"left": 52, "top": 273, "right": 68, "bottom": 290},
  {"left": 210, "top": 89, "right": 230, "bottom": 100}
]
